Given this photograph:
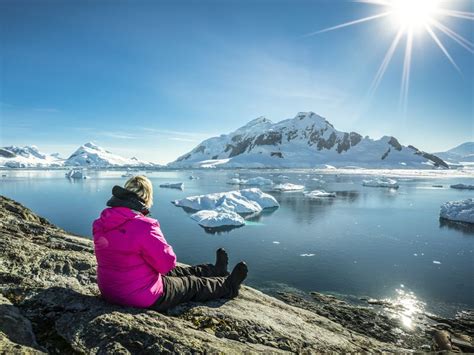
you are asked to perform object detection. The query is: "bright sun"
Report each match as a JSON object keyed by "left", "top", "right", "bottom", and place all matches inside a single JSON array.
[
  {"left": 390, "top": 0, "right": 440, "bottom": 31},
  {"left": 308, "top": 0, "right": 473, "bottom": 111}
]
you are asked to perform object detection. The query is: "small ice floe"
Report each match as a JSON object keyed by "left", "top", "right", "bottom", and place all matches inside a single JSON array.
[
  {"left": 190, "top": 208, "right": 245, "bottom": 228},
  {"left": 272, "top": 241, "right": 280, "bottom": 244},
  {"left": 173, "top": 188, "right": 279, "bottom": 228},
  {"left": 227, "top": 178, "right": 243, "bottom": 185},
  {"left": 65, "top": 169, "right": 88, "bottom": 179},
  {"left": 189, "top": 175, "right": 199, "bottom": 180},
  {"left": 159, "top": 182, "right": 184, "bottom": 190},
  {"left": 273, "top": 183, "right": 305, "bottom": 192},
  {"left": 228, "top": 177, "right": 273, "bottom": 186},
  {"left": 304, "top": 190, "right": 336, "bottom": 198},
  {"left": 439, "top": 198, "right": 474, "bottom": 224},
  {"left": 277, "top": 175, "right": 290, "bottom": 180},
  {"left": 362, "top": 178, "right": 399, "bottom": 189},
  {"left": 300, "top": 253, "right": 315, "bottom": 257},
  {"left": 432, "top": 260, "right": 442, "bottom": 265},
  {"left": 432, "top": 185, "right": 443, "bottom": 188},
  {"left": 450, "top": 183, "right": 474, "bottom": 190}
]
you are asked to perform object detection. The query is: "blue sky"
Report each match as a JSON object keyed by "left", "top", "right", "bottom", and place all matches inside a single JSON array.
[{"left": 0, "top": 0, "right": 472, "bottom": 164}]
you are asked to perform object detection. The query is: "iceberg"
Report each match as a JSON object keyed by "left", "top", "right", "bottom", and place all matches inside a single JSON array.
[
  {"left": 450, "top": 184, "right": 474, "bottom": 190},
  {"left": 174, "top": 191, "right": 261, "bottom": 214},
  {"left": 273, "top": 183, "right": 305, "bottom": 192},
  {"left": 173, "top": 188, "right": 279, "bottom": 229},
  {"left": 190, "top": 208, "right": 245, "bottom": 228},
  {"left": 240, "top": 188, "right": 279, "bottom": 209},
  {"left": 159, "top": 182, "right": 184, "bottom": 189},
  {"left": 440, "top": 198, "right": 474, "bottom": 224},
  {"left": 362, "top": 178, "right": 399, "bottom": 188},
  {"left": 304, "top": 190, "right": 336, "bottom": 198},
  {"left": 65, "top": 169, "right": 88, "bottom": 179}
]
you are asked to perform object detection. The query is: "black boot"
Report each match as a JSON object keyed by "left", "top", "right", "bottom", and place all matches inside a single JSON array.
[
  {"left": 215, "top": 248, "right": 229, "bottom": 276},
  {"left": 225, "top": 261, "right": 248, "bottom": 298}
]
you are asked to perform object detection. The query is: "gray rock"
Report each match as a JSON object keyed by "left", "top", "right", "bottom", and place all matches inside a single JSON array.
[{"left": 0, "top": 195, "right": 409, "bottom": 353}]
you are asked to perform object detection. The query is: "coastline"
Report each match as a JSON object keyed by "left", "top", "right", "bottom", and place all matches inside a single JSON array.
[{"left": 0, "top": 194, "right": 472, "bottom": 353}]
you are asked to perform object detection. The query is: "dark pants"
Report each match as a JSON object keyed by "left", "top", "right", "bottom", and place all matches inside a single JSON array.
[{"left": 150, "top": 264, "right": 231, "bottom": 312}]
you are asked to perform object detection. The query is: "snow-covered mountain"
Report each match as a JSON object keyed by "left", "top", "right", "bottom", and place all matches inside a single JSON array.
[
  {"left": 168, "top": 112, "right": 449, "bottom": 169},
  {"left": 0, "top": 146, "right": 63, "bottom": 168},
  {"left": 435, "top": 142, "right": 474, "bottom": 166},
  {"left": 64, "top": 142, "right": 154, "bottom": 167}
]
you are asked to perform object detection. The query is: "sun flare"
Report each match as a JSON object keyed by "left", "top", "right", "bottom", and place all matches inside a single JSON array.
[
  {"left": 390, "top": 0, "right": 440, "bottom": 31},
  {"left": 308, "top": 0, "right": 474, "bottom": 110}
]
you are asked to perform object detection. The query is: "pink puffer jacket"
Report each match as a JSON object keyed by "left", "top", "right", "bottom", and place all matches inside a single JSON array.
[{"left": 92, "top": 207, "right": 176, "bottom": 308}]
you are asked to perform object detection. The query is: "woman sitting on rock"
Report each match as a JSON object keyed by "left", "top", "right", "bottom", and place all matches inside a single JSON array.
[{"left": 92, "top": 175, "right": 248, "bottom": 312}]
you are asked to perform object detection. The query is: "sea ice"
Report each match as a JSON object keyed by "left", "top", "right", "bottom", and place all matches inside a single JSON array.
[
  {"left": 273, "top": 183, "right": 305, "bottom": 192},
  {"left": 362, "top": 178, "right": 399, "bottom": 188},
  {"left": 227, "top": 177, "right": 273, "bottom": 186},
  {"left": 190, "top": 208, "right": 245, "bottom": 228},
  {"left": 300, "top": 253, "right": 315, "bottom": 257},
  {"left": 304, "top": 190, "right": 336, "bottom": 198},
  {"left": 439, "top": 198, "right": 474, "bottom": 224},
  {"left": 159, "top": 182, "right": 184, "bottom": 189}
]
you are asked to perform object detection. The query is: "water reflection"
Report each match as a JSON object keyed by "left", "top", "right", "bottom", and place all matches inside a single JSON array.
[
  {"left": 373, "top": 287, "right": 426, "bottom": 330},
  {"left": 439, "top": 219, "right": 474, "bottom": 236}
]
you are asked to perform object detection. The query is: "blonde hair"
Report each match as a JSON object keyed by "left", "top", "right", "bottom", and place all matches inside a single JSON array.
[{"left": 124, "top": 175, "right": 154, "bottom": 208}]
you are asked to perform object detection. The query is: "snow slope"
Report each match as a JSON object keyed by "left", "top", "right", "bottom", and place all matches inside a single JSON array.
[
  {"left": 64, "top": 142, "right": 153, "bottom": 167},
  {"left": 435, "top": 142, "right": 474, "bottom": 166},
  {"left": 0, "top": 146, "right": 63, "bottom": 168},
  {"left": 168, "top": 112, "right": 449, "bottom": 169}
]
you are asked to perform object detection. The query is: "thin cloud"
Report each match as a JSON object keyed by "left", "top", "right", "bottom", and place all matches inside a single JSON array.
[{"left": 168, "top": 137, "right": 200, "bottom": 143}]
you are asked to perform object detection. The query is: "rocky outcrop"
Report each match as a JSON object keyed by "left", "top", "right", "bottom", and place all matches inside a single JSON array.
[
  {"left": 3, "top": 195, "right": 472, "bottom": 353},
  {"left": 0, "top": 195, "right": 409, "bottom": 353}
]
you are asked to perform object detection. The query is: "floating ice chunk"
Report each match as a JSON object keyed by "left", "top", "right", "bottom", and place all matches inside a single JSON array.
[
  {"left": 277, "top": 175, "right": 290, "bottom": 180},
  {"left": 65, "top": 169, "right": 88, "bottom": 179},
  {"left": 300, "top": 253, "right": 315, "bottom": 257},
  {"left": 227, "top": 178, "right": 243, "bottom": 185},
  {"left": 189, "top": 175, "right": 199, "bottom": 180},
  {"left": 304, "top": 190, "right": 336, "bottom": 198},
  {"left": 440, "top": 198, "right": 474, "bottom": 224},
  {"left": 450, "top": 184, "right": 474, "bottom": 190},
  {"left": 190, "top": 208, "right": 245, "bottom": 228},
  {"left": 240, "top": 188, "right": 279, "bottom": 209},
  {"left": 227, "top": 177, "right": 273, "bottom": 186},
  {"left": 273, "top": 241, "right": 280, "bottom": 244},
  {"left": 362, "top": 178, "right": 399, "bottom": 188},
  {"left": 432, "top": 260, "right": 442, "bottom": 265},
  {"left": 173, "top": 188, "right": 278, "bottom": 214},
  {"left": 273, "top": 183, "right": 305, "bottom": 192},
  {"left": 159, "top": 182, "right": 184, "bottom": 189}
]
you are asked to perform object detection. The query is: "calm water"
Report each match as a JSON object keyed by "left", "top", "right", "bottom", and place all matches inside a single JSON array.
[{"left": 1, "top": 169, "right": 473, "bottom": 316}]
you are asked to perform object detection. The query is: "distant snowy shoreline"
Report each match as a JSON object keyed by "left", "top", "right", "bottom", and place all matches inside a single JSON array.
[{"left": 1, "top": 166, "right": 473, "bottom": 178}]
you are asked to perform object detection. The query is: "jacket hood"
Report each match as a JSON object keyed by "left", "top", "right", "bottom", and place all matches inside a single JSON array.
[{"left": 94, "top": 207, "right": 141, "bottom": 232}]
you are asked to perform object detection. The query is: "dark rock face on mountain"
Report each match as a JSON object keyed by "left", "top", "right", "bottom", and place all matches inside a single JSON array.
[
  {"left": 0, "top": 195, "right": 406, "bottom": 353},
  {"left": 169, "top": 112, "right": 448, "bottom": 169}
]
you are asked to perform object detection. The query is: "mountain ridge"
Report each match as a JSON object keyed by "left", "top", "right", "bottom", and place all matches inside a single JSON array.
[{"left": 169, "top": 111, "right": 449, "bottom": 169}]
